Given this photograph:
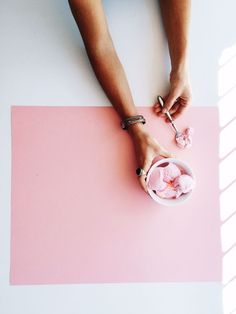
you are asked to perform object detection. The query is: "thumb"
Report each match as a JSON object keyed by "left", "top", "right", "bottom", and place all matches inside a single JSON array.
[
  {"left": 159, "top": 148, "right": 174, "bottom": 158},
  {"left": 162, "top": 91, "right": 179, "bottom": 113}
]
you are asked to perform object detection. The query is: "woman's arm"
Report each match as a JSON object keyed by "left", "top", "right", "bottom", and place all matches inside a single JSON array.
[
  {"left": 68, "top": 0, "right": 171, "bottom": 192},
  {"left": 68, "top": 0, "right": 138, "bottom": 121},
  {"left": 154, "top": 0, "right": 192, "bottom": 120}
]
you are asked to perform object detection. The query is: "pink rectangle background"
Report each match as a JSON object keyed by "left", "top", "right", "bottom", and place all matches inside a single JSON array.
[{"left": 10, "top": 106, "right": 221, "bottom": 285}]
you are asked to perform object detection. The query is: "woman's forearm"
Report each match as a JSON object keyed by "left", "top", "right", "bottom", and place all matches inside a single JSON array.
[
  {"left": 85, "top": 41, "right": 139, "bottom": 120},
  {"left": 68, "top": 0, "right": 140, "bottom": 124},
  {"left": 159, "top": 0, "right": 191, "bottom": 73}
]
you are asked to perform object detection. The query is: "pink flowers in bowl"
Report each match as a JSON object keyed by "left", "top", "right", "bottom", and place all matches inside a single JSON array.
[{"left": 146, "top": 158, "right": 195, "bottom": 206}]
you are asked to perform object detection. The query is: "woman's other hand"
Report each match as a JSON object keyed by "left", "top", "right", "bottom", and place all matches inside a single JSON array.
[{"left": 153, "top": 70, "right": 192, "bottom": 121}]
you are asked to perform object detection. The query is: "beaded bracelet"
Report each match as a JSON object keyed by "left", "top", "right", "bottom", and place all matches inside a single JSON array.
[{"left": 120, "top": 115, "right": 146, "bottom": 130}]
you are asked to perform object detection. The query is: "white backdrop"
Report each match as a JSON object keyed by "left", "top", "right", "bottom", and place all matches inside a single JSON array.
[{"left": 1, "top": 0, "right": 235, "bottom": 313}]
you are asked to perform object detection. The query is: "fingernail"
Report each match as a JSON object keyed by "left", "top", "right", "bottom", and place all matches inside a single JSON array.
[{"left": 162, "top": 109, "right": 167, "bottom": 113}]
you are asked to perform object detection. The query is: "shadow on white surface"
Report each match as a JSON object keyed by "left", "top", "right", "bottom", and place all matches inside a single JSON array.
[{"left": 219, "top": 44, "right": 236, "bottom": 314}]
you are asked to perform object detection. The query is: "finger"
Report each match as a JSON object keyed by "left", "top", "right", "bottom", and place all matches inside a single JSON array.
[
  {"left": 164, "top": 102, "right": 180, "bottom": 122},
  {"left": 158, "top": 147, "right": 175, "bottom": 158},
  {"left": 153, "top": 105, "right": 162, "bottom": 114},
  {"left": 154, "top": 107, "right": 166, "bottom": 118},
  {"left": 153, "top": 95, "right": 168, "bottom": 117},
  {"left": 153, "top": 102, "right": 160, "bottom": 109},
  {"left": 154, "top": 103, "right": 166, "bottom": 115},
  {"left": 162, "top": 91, "right": 179, "bottom": 113},
  {"left": 139, "top": 176, "right": 148, "bottom": 193},
  {"left": 171, "top": 104, "right": 188, "bottom": 120},
  {"left": 154, "top": 102, "right": 161, "bottom": 108},
  {"left": 169, "top": 102, "right": 179, "bottom": 115}
]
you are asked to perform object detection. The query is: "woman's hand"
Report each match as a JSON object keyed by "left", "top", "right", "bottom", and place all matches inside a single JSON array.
[
  {"left": 153, "top": 70, "right": 192, "bottom": 121},
  {"left": 128, "top": 124, "right": 172, "bottom": 192}
]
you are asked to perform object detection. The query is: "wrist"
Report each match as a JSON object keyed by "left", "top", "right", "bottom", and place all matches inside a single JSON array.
[
  {"left": 170, "top": 65, "right": 189, "bottom": 83},
  {"left": 171, "top": 58, "right": 188, "bottom": 77},
  {"left": 127, "top": 122, "right": 147, "bottom": 139}
]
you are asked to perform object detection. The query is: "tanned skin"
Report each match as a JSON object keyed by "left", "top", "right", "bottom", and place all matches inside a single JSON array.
[{"left": 68, "top": 0, "right": 191, "bottom": 192}]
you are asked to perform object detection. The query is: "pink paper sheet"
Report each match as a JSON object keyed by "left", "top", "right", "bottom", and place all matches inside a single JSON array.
[{"left": 10, "top": 106, "right": 221, "bottom": 285}]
